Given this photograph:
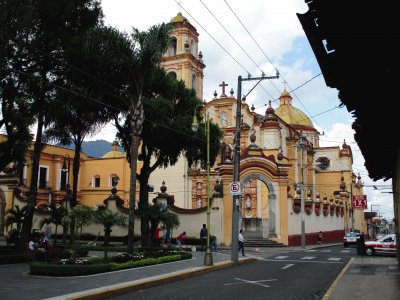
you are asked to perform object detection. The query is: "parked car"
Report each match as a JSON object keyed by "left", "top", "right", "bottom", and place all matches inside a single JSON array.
[
  {"left": 364, "top": 233, "right": 397, "bottom": 256},
  {"left": 343, "top": 232, "right": 360, "bottom": 247}
]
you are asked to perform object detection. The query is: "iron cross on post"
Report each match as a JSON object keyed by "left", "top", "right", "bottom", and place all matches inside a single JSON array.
[{"left": 219, "top": 81, "right": 228, "bottom": 97}]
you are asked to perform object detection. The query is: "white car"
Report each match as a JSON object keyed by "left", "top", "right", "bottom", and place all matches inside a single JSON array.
[
  {"left": 364, "top": 233, "right": 397, "bottom": 256},
  {"left": 343, "top": 232, "right": 360, "bottom": 247}
]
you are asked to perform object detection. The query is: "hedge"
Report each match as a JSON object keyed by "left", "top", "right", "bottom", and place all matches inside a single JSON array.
[{"left": 30, "top": 252, "right": 192, "bottom": 276}]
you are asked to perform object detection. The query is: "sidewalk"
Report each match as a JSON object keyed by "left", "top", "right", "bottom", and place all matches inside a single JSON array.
[
  {"left": 324, "top": 255, "right": 399, "bottom": 300},
  {"left": 0, "top": 243, "right": 398, "bottom": 300}
]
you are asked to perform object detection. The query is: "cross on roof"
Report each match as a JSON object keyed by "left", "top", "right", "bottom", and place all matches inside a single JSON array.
[
  {"left": 177, "top": 1, "right": 183, "bottom": 12},
  {"left": 282, "top": 79, "right": 287, "bottom": 90},
  {"left": 219, "top": 81, "right": 228, "bottom": 97}
]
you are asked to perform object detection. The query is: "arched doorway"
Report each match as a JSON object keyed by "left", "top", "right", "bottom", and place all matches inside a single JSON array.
[{"left": 240, "top": 173, "right": 278, "bottom": 239}]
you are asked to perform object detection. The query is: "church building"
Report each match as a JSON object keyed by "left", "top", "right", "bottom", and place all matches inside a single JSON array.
[{"left": 0, "top": 13, "right": 365, "bottom": 246}]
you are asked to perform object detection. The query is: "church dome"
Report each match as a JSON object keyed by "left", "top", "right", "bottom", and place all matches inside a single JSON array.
[
  {"left": 274, "top": 89, "right": 314, "bottom": 127},
  {"left": 102, "top": 138, "right": 125, "bottom": 159}
]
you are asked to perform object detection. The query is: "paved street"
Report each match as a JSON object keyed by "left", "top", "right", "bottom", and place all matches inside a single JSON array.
[
  {"left": 108, "top": 245, "right": 353, "bottom": 300},
  {"left": 0, "top": 244, "right": 398, "bottom": 300}
]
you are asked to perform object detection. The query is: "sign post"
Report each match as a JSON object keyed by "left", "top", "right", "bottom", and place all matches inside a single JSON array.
[{"left": 229, "top": 182, "right": 241, "bottom": 196}]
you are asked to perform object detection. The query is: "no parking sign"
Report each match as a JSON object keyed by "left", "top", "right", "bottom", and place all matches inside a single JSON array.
[{"left": 229, "top": 181, "right": 241, "bottom": 196}]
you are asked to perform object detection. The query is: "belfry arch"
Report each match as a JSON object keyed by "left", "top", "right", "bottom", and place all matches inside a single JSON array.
[{"left": 240, "top": 173, "right": 278, "bottom": 238}]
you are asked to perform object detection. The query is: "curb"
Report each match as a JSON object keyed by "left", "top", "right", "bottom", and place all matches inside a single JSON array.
[
  {"left": 47, "top": 257, "right": 256, "bottom": 300},
  {"left": 321, "top": 257, "right": 353, "bottom": 299}
]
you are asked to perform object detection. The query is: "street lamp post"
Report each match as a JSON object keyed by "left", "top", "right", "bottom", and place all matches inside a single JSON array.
[
  {"left": 61, "top": 154, "right": 71, "bottom": 209},
  {"left": 192, "top": 107, "right": 213, "bottom": 266},
  {"left": 297, "top": 136, "right": 320, "bottom": 249}
]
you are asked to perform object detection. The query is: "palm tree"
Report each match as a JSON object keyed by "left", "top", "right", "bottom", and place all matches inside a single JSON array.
[
  {"left": 39, "top": 203, "right": 66, "bottom": 245},
  {"left": 94, "top": 209, "right": 128, "bottom": 246},
  {"left": 86, "top": 23, "right": 172, "bottom": 253},
  {"left": 94, "top": 209, "right": 127, "bottom": 260},
  {"left": 5, "top": 204, "right": 27, "bottom": 232}
]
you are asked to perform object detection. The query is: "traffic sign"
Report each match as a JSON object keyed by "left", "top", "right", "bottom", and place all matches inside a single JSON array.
[{"left": 229, "top": 182, "right": 241, "bottom": 196}]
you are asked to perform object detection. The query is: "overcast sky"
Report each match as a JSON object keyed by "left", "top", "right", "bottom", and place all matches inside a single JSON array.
[{"left": 90, "top": 0, "right": 393, "bottom": 221}]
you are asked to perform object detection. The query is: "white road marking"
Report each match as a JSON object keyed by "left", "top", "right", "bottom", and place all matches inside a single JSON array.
[
  {"left": 275, "top": 256, "right": 289, "bottom": 259},
  {"left": 224, "top": 278, "right": 278, "bottom": 288},
  {"left": 321, "top": 250, "right": 332, "bottom": 253},
  {"left": 255, "top": 257, "right": 343, "bottom": 264},
  {"left": 328, "top": 257, "right": 341, "bottom": 261},
  {"left": 301, "top": 256, "right": 316, "bottom": 260},
  {"left": 282, "top": 264, "right": 294, "bottom": 270},
  {"left": 341, "top": 250, "right": 350, "bottom": 253}
]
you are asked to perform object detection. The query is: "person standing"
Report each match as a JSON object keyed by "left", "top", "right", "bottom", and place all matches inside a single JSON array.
[
  {"left": 44, "top": 221, "right": 52, "bottom": 243},
  {"left": 317, "top": 231, "right": 323, "bottom": 245},
  {"left": 200, "top": 224, "right": 207, "bottom": 251},
  {"left": 153, "top": 225, "right": 162, "bottom": 247},
  {"left": 210, "top": 235, "right": 218, "bottom": 252},
  {"left": 238, "top": 229, "right": 246, "bottom": 257},
  {"left": 176, "top": 231, "right": 186, "bottom": 251}
]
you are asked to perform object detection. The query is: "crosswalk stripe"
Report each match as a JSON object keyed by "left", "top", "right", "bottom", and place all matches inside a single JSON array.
[
  {"left": 301, "top": 256, "right": 316, "bottom": 260},
  {"left": 328, "top": 257, "right": 341, "bottom": 261},
  {"left": 275, "top": 256, "right": 289, "bottom": 259}
]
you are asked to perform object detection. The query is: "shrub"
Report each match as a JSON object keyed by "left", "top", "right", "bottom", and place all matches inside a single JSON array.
[
  {"left": 29, "top": 252, "right": 192, "bottom": 276},
  {"left": 112, "top": 253, "right": 144, "bottom": 263}
]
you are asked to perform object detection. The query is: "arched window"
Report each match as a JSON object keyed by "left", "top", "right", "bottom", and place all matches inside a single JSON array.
[
  {"left": 168, "top": 71, "right": 177, "bottom": 80},
  {"left": 110, "top": 174, "right": 119, "bottom": 187},
  {"left": 168, "top": 37, "right": 177, "bottom": 56},
  {"left": 192, "top": 73, "right": 197, "bottom": 92}
]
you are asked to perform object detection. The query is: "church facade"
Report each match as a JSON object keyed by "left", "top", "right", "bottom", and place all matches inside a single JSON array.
[{"left": 148, "top": 13, "right": 365, "bottom": 246}]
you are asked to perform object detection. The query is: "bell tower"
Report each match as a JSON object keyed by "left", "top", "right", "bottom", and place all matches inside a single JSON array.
[{"left": 162, "top": 13, "right": 205, "bottom": 100}]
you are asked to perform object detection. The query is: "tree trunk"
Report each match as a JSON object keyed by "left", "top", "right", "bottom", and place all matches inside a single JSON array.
[
  {"left": 139, "top": 174, "right": 150, "bottom": 247},
  {"left": 18, "top": 111, "right": 44, "bottom": 253},
  {"left": 104, "top": 228, "right": 111, "bottom": 246},
  {"left": 69, "top": 143, "right": 82, "bottom": 245},
  {"left": 127, "top": 100, "right": 144, "bottom": 254}
]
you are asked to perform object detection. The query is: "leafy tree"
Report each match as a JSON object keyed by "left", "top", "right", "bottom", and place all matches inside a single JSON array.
[
  {"left": 68, "top": 205, "right": 94, "bottom": 243},
  {"left": 116, "top": 69, "right": 223, "bottom": 247},
  {"left": 85, "top": 23, "right": 172, "bottom": 253},
  {"left": 5, "top": 204, "right": 27, "bottom": 232},
  {"left": 44, "top": 85, "right": 111, "bottom": 244},
  {"left": 0, "top": 0, "right": 35, "bottom": 171},
  {"left": 162, "top": 212, "right": 180, "bottom": 244},
  {"left": 39, "top": 203, "right": 66, "bottom": 245},
  {"left": 5, "top": 0, "right": 104, "bottom": 252}
]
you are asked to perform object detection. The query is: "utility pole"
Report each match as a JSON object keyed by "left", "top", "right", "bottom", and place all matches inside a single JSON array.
[{"left": 231, "top": 73, "right": 279, "bottom": 264}]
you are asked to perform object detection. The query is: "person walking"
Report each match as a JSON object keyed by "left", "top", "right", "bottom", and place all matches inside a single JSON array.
[
  {"left": 200, "top": 224, "right": 207, "bottom": 251},
  {"left": 238, "top": 229, "right": 246, "bottom": 257},
  {"left": 317, "top": 231, "right": 323, "bottom": 245},
  {"left": 176, "top": 231, "right": 186, "bottom": 251}
]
